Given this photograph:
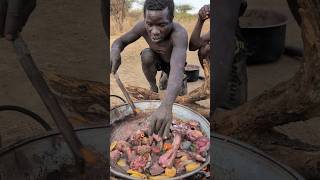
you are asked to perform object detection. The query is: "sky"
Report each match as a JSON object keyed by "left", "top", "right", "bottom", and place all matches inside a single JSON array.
[{"left": 132, "top": 0, "right": 210, "bottom": 14}]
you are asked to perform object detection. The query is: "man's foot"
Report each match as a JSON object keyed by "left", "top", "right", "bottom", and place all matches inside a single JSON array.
[
  {"left": 159, "top": 72, "right": 168, "bottom": 90},
  {"left": 150, "top": 85, "right": 159, "bottom": 93},
  {"left": 179, "top": 75, "right": 188, "bottom": 96}
]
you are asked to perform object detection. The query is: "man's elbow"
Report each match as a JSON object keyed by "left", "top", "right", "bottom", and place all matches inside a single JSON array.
[{"left": 189, "top": 42, "right": 200, "bottom": 51}]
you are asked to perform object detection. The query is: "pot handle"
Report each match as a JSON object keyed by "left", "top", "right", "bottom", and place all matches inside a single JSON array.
[{"left": 0, "top": 105, "right": 52, "bottom": 131}]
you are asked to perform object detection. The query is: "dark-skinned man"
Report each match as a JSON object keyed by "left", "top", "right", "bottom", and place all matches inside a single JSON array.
[
  {"left": 110, "top": 0, "right": 188, "bottom": 139},
  {"left": 0, "top": 0, "right": 36, "bottom": 41},
  {"left": 189, "top": 2, "right": 248, "bottom": 110}
]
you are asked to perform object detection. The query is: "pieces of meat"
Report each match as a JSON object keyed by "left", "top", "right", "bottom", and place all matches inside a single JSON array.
[
  {"left": 151, "top": 146, "right": 161, "bottom": 154},
  {"left": 115, "top": 141, "right": 136, "bottom": 162},
  {"left": 159, "top": 133, "right": 182, "bottom": 168},
  {"left": 188, "top": 152, "right": 206, "bottom": 162},
  {"left": 149, "top": 162, "right": 165, "bottom": 176},
  {"left": 129, "top": 130, "right": 145, "bottom": 146},
  {"left": 110, "top": 149, "right": 122, "bottom": 162},
  {"left": 195, "top": 137, "right": 210, "bottom": 154},
  {"left": 130, "top": 154, "right": 150, "bottom": 172},
  {"left": 135, "top": 145, "right": 151, "bottom": 155},
  {"left": 186, "top": 129, "right": 204, "bottom": 141},
  {"left": 171, "top": 120, "right": 190, "bottom": 135}
]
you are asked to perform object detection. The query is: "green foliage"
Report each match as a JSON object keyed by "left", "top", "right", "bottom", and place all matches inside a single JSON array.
[{"left": 176, "top": 4, "right": 193, "bottom": 14}]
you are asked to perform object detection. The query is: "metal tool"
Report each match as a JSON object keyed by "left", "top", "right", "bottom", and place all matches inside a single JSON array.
[
  {"left": 112, "top": 73, "right": 137, "bottom": 115},
  {"left": 12, "top": 36, "right": 85, "bottom": 167}
]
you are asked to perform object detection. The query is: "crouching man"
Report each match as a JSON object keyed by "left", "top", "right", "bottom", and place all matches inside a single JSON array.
[{"left": 110, "top": 0, "right": 188, "bottom": 139}]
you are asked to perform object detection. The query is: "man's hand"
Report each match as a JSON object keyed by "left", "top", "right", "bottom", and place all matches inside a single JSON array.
[
  {"left": 148, "top": 105, "right": 173, "bottom": 139},
  {"left": 0, "top": 0, "right": 36, "bottom": 41},
  {"left": 198, "top": 4, "right": 210, "bottom": 22},
  {"left": 110, "top": 48, "right": 121, "bottom": 74}
]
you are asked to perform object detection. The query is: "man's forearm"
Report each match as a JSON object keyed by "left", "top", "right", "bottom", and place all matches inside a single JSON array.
[
  {"left": 190, "top": 18, "right": 204, "bottom": 51},
  {"left": 161, "top": 50, "right": 186, "bottom": 107},
  {"left": 111, "top": 38, "right": 127, "bottom": 52},
  {"left": 161, "top": 69, "right": 184, "bottom": 107}
]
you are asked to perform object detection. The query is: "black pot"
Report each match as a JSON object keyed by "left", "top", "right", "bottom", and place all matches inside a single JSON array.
[
  {"left": 239, "top": 9, "right": 288, "bottom": 64},
  {"left": 185, "top": 64, "right": 200, "bottom": 82}
]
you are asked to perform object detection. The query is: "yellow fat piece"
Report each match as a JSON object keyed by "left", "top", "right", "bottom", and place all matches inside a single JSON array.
[
  {"left": 165, "top": 167, "right": 177, "bottom": 177},
  {"left": 180, "top": 156, "right": 189, "bottom": 161},
  {"left": 117, "top": 159, "right": 127, "bottom": 167},
  {"left": 110, "top": 141, "right": 117, "bottom": 151},
  {"left": 185, "top": 162, "right": 200, "bottom": 172},
  {"left": 127, "top": 169, "right": 147, "bottom": 179}
]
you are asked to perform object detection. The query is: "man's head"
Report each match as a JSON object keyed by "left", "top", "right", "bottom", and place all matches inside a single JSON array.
[{"left": 143, "top": 0, "right": 175, "bottom": 43}]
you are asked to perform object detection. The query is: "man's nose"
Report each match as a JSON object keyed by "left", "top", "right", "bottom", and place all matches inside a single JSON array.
[{"left": 151, "top": 27, "right": 160, "bottom": 35}]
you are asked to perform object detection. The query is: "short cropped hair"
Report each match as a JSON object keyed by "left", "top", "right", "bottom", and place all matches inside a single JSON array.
[{"left": 143, "top": 0, "right": 175, "bottom": 20}]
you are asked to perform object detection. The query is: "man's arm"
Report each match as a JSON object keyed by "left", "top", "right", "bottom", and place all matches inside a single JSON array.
[
  {"left": 161, "top": 27, "right": 188, "bottom": 107},
  {"left": 110, "top": 21, "right": 144, "bottom": 73},
  {"left": 111, "top": 21, "right": 144, "bottom": 52},
  {"left": 189, "top": 18, "right": 205, "bottom": 51},
  {"left": 189, "top": 5, "right": 210, "bottom": 51}
]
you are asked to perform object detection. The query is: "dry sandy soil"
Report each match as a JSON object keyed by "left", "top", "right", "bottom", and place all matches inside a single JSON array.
[{"left": 0, "top": 0, "right": 319, "bottom": 169}]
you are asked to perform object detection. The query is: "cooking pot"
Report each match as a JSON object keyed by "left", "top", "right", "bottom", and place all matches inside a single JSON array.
[{"left": 239, "top": 9, "right": 288, "bottom": 64}]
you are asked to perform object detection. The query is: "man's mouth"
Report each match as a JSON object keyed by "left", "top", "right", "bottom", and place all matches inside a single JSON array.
[{"left": 151, "top": 36, "right": 161, "bottom": 42}]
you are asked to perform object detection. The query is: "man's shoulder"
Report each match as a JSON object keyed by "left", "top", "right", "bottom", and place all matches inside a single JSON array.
[
  {"left": 172, "top": 22, "right": 188, "bottom": 38},
  {"left": 132, "top": 20, "right": 146, "bottom": 34},
  {"left": 172, "top": 22, "right": 187, "bottom": 34}
]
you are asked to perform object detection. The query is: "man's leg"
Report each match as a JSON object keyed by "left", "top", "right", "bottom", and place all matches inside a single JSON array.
[{"left": 141, "top": 48, "right": 159, "bottom": 93}]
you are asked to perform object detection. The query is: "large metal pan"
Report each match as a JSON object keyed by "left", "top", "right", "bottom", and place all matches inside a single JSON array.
[
  {"left": 212, "top": 133, "right": 305, "bottom": 180},
  {"left": 110, "top": 100, "right": 210, "bottom": 180},
  {"left": 0, "top": 126, "right": 108, "bottom": 179}
]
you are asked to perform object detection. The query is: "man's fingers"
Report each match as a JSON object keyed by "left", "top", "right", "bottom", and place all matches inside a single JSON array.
[
  {"left": 162, "top": 122, "right": 171, "bottom": 140},
  {"left": 148, "top": 117, "right": 156, "bottom": 136},
  {"left": 158, "top": 121, "right": 166, "bottom": 138},
  {"left": 155, "top": 118, "right": 162, "bottom": 134}
]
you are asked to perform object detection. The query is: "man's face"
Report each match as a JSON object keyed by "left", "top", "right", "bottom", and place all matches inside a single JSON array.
[{"left": 144, "top": 7, "right": 173, "bottom": 43}]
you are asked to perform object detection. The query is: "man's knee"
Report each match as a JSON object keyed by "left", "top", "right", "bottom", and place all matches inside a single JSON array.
[{"left": 141, "top": 48, "right": 156, "bottom": 65}]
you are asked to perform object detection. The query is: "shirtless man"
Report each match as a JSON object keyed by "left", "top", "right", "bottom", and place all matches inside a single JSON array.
[
  {"left": 189, "top": 2, "right": 248, "bottom": 110},
  {"left": 110, "top": 0, "right": 188, "bottom": 139}
]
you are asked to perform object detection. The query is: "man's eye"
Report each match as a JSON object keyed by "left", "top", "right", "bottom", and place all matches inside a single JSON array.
[{"left": 160, "top": 24, "right": 167, "bottom": 27}]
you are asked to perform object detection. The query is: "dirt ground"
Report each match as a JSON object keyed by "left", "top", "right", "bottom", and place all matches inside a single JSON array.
[{"left": 0, "top": 0, "right": 319, "bottom": 166}]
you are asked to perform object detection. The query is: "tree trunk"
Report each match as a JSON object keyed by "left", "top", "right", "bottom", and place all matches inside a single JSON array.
[{"left": 214, "top": 0, "right": 320, "bottom": 178}]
